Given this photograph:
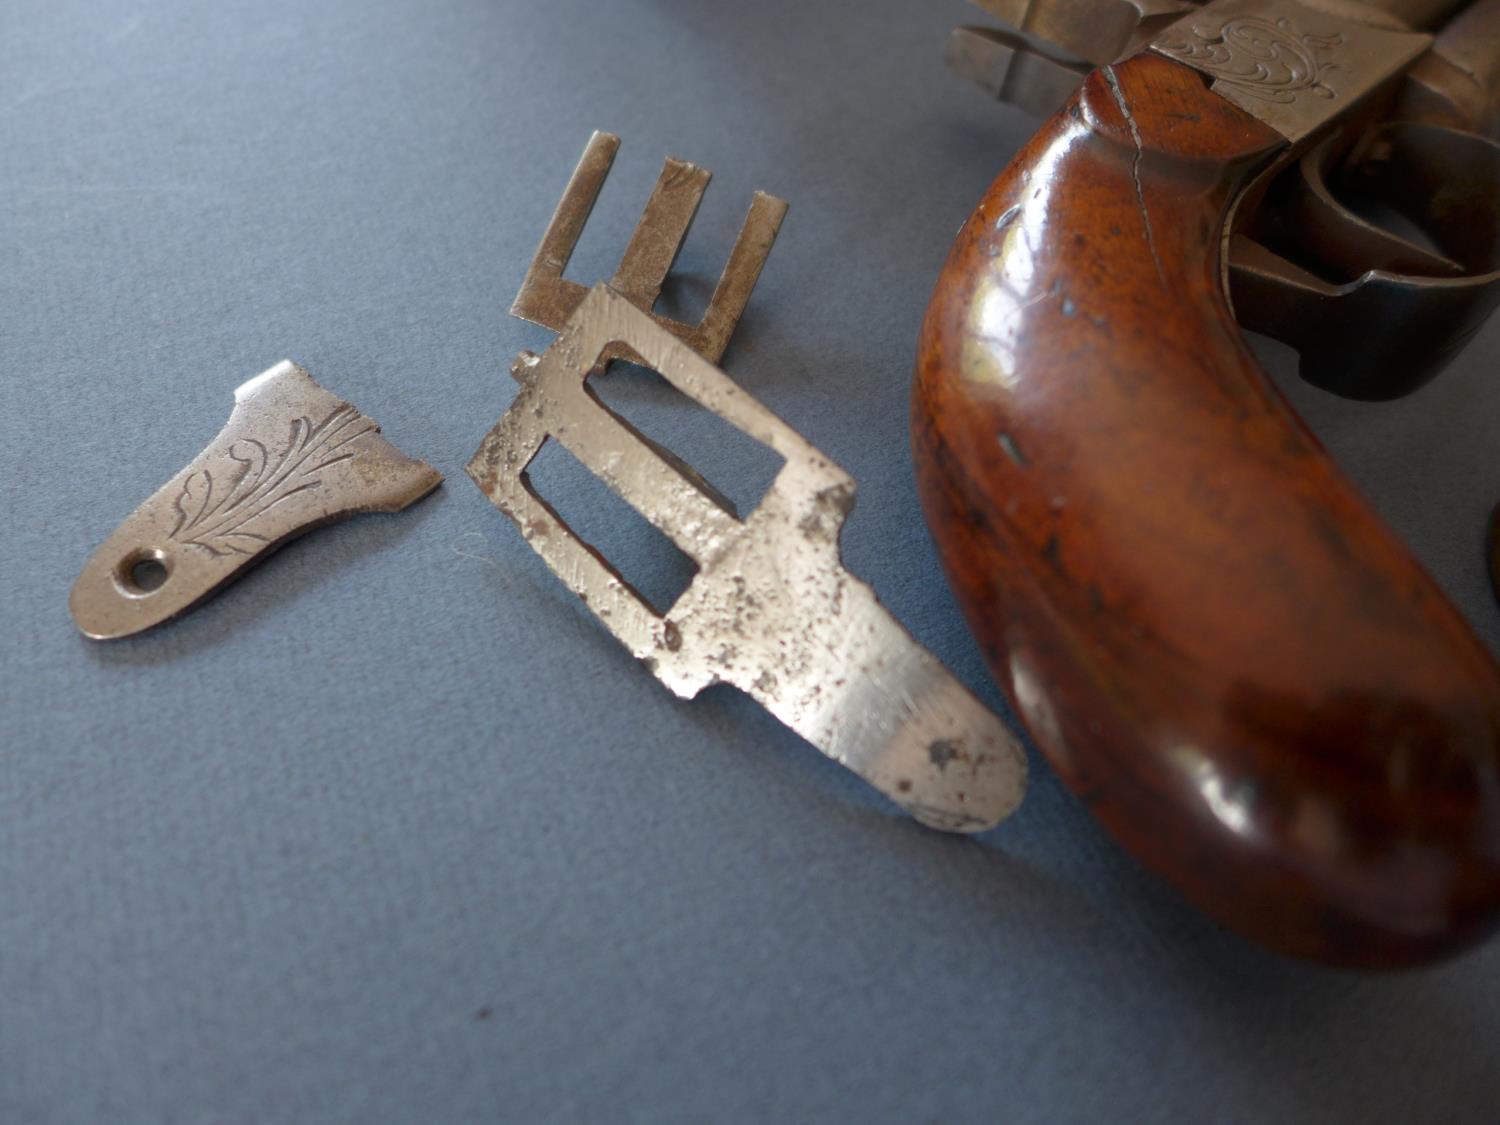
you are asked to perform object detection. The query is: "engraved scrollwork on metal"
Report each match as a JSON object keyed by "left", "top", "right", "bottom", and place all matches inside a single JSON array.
[
  {"left": 1155, "top": 14, "right": 1343, "bottom": 104},
  {"left": 1150, "top": 0, "right": 1431, "bottom": 141},
  {"left": 69, "top": 361, "right": 441, "bottom": 640},
  {"left": 171, "top": 404, "right": 377, "bottom": 556}
]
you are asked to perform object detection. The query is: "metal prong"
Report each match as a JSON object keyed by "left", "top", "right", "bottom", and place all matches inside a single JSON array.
[
  {"left": 511, "top": 132, "right": 786, "bottom": 367},
  {"left": 611, "top": 158, "right": 712, "bottom": 308},
  {"left": 511, "top": 130, "right": 619, "bottom": 325},
  {"left": 697, "top": 190, "right": 789, "bottom": 363}
]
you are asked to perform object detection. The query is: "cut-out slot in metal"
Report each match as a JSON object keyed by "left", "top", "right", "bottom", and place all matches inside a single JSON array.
[
  {"left": 468, "top": 285, "right": 1026, "bottom": 832},
  {"left": 587, "top": 365, "right": 787, "bottom": 519},
  {"left": 522, "top": 436, "right": 702, "bottom": 616}
]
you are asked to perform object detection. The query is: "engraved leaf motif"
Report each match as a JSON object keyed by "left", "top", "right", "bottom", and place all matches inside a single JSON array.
[
  {"left": 170, "top": 404, "right": 376, "bottom": 556},
  {"left": 223, "top": 439, "right": 269, "bottom": 512},
  {"left": 172, "top": 470, "right": 215, "bottom": 537}
]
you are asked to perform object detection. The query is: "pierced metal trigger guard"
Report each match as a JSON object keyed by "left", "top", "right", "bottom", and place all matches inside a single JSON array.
[
  {"left": 467, "top": 285, "right": 1027, "bottom": 832},
  {"left": 1230, "top": 120, "right": 1500, "bottom": 399},
  {"left": 70, "top": 361, "right": 442, "bottom": 640}
]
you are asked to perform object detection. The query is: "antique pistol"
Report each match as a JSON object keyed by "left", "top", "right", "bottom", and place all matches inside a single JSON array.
[{"left": 918, "top": 0, "right": 1500, "bottom": 966}]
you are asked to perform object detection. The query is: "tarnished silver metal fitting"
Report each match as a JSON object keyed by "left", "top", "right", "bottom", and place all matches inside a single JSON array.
[
  {"left": 467, "top": 285, "right": 1027, "bottom": 832},
  {"left": 70, "top": 361, "right": 441, "bottom": 639}
]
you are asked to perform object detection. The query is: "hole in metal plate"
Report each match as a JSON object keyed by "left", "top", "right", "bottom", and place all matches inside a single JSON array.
[
  {"left": 522, "top": 439, "right": 700, "bottom": 616},
  {"left": 587, "top": 363, "right": 785, "bottom": 518},
  {"left": 115, "top": 548, "right": 170, "bottom": 597}
]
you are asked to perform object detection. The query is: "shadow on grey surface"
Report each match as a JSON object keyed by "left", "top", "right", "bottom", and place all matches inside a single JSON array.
[{"left": 80, "top": 486, "right": 447, "bottom": 667}]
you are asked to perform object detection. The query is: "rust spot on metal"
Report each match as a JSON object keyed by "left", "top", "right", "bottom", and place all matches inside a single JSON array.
[
  {"left": 465, "top": 286, "right": 1026, "bottom": 834},
  {"left": 929, "top": 739, "right": 962, "bottom": 770}
]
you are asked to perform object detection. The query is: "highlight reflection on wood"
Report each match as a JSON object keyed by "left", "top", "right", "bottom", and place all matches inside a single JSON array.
[{"left": 913, "top": 53, "right": 1500, "bottom": 967}]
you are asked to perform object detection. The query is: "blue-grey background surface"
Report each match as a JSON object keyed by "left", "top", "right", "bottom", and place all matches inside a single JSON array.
[{"left": 3, "top": 1, "right": 1499, "bottom": 1121}]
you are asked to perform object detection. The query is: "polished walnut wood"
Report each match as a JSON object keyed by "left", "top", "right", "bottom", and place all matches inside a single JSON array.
[{"left": 913, "top": 52, "right": 1500, "bottom": 967}]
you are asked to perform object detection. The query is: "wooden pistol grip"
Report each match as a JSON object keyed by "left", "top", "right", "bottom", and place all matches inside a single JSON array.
[{"left": 913, "top": 53, "right": 1500, "bottom": 967}]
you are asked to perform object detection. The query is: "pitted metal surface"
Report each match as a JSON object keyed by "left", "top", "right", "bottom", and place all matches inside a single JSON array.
[{"left": 467, "top": 285, "right": 1027, "bottom": 832}]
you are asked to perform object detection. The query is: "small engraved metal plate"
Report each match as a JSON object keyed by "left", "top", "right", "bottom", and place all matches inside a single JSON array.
[
  {"left": 467, "top": 285, "right": 1027, "bottom": 832},
  {"left": 511, "top": 131, "right": 788, "bottom": 368},
  {"left": 1151, "top": 0, "right": 1431, "bottom": 141},
  {"left": 70, "top": 361, "right": 442, "bottom": 639}
]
